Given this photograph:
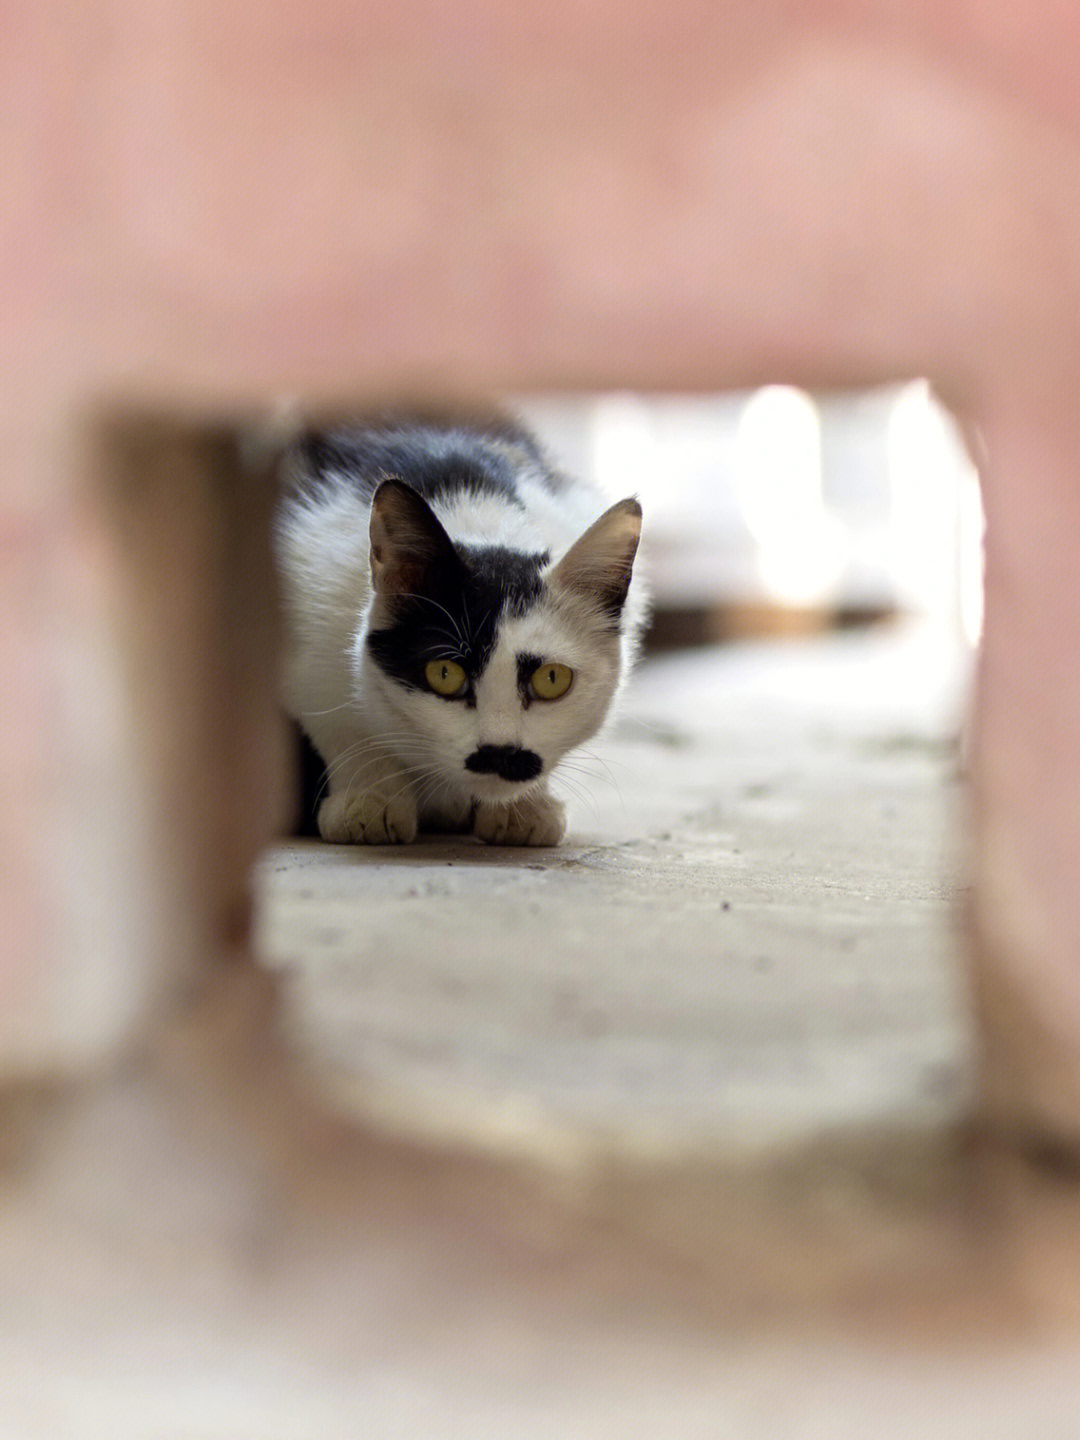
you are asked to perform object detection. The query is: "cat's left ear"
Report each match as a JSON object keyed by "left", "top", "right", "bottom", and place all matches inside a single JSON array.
[
  {"left": 369, "top": 479, "right": 459, "bottom": 597},
  {"left": 549, "top": 497, "right": 642, "bottom": 621}
]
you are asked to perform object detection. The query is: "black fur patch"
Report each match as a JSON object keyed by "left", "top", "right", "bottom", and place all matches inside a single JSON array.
[
  {"left": 464, "top": 744, "right": 543, "bottom": 781},
  {"left": 294, "top": 724, "right": 326, "bottom": 836},
  {"left": 455, "top": 545, "right": 548, "bottom": 617},
  {"left": 367, "top": 544, "right": 548, "bottom": 695},
  {"left": 516, "top": 651, "right": 544, "bottom": 705},
  {"left": 297, "top": 418, "right": 559, "bottom": 507}
]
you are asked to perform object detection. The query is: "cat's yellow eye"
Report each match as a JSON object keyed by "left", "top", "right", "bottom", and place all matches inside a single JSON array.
[
  {"left": 425, "top": 659, "right": 468, "bottom": 697},
  {"left": 529, "top": 661, "right": 574, "bottom": 701}
]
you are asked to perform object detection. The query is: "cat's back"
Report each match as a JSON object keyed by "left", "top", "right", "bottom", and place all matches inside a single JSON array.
[
  {"left": 291, "top": 417, "right": 551, "bottom": 507},
  {"left": 280, "top": 416, "right": 603, "bottom": 557}
]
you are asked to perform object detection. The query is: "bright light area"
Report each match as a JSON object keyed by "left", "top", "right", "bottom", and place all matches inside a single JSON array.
[
  {"left": 734, "top": 386, "right": 848, "bottom": 606},
  {"left": 887, "top": 379, "right": 957, "bottom": 620},
  {"left": 959, "top": 470, "right": 985, "bottom": 649},
  {"left": 590, "top": 394, "right": 660, "bottom": 508},
  {"left": 519, "top": 384, "right": 984, "bottom": 649}
]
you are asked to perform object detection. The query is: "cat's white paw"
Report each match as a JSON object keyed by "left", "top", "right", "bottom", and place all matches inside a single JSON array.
[
  {"left": 474, "top": 792, "right": 567, "bottom": 847},
  {"left": 317, "top": 788, "right": 418, "bottom": 845}
]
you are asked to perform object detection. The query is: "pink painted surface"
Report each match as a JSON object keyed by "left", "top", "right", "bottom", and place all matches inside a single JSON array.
[
  {"left": 0, "top": 524, "right": 51, "bottom": 1016},
  {"left": 3, "top": 0, "right": 1080, "bottom": 1129}
]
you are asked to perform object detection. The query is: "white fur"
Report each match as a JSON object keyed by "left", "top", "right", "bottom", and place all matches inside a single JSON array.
[{"left": 275, "top": 452, "right": 645, "bottom": 847}]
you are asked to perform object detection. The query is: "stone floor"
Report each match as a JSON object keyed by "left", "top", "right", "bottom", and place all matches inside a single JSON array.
[{"left": 10, "top": 621, "right": 1080, "bottom": 1437}]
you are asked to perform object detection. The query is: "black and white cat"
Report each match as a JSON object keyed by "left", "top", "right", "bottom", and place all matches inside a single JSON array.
[{"left": 274, "top": 417, "right": 645, "bottom": 846}]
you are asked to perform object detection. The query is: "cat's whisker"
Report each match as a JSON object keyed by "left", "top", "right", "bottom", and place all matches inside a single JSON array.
[
  {"left": 560, "top": 753, "right": 627, "bottom": 806},
  {"left": 316, "top": 738, "right": 423, "bottom": 797},
  {"left": 415, "top": 771, "right": 458, "bottom": 823},
  {"left": 559, "top": 774, "right": 601, "bottom": 820},
  {"left": 336, "top": 746, "right": 437, "bottom": 783},
  {"left": 551, "top": 769, "right": 602, "bottom": 824},
  {"left": 394, "top": 592, "right": 468, "bottom": 648},
  {"left": 299, "top": 699, "right": 360, "bottom": 719},
  {"left": 315, "top": 740, "right": 378, "bottom": 806},
  {"left": 321, "top": 740, "right": 440, "bottom": 811},
  {"left": 575, "top": 744, "right": 635, "bottom": 779},
  {"left": 609, "top": 714, "right": 689, "bottom": 745},
  {"left": 323, "top": 734, "right": 434, "bottom": 767},
  {"left": 377, "top": 765, "right": 449, "bottom": 820},
  {"left": 562, "top": 756, "right": 622, "bottom": 793},
  {"left": 470, "top": 605, "right": 493, "bottom": 640},
  {"left": 560, "top": 760, "right": 625, "bottom": 817}
]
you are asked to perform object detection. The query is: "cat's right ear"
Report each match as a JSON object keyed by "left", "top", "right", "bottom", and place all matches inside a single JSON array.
[
  {"left": 369, "top": 479, "right": 459, "bottom": 598},
  {"left": 549, "top": 497, "right": 642, "bottom": 622}
]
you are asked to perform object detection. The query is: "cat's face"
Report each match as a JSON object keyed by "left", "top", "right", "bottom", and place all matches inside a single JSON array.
[
  {"left": 361, "top": 591, "right": 623, "bottom": 806},
  {"left": 356, "top": 480, "right": 640, "bottom": 808}
]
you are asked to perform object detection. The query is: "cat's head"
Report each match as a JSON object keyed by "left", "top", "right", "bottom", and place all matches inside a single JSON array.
[{"left": 356, "top": 479, "right": 642, "bottom": 809}]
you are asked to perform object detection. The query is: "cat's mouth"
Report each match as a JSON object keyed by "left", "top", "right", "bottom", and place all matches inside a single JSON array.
[{"left": 466, "top": 772, "right": 542, "bottom": 795}]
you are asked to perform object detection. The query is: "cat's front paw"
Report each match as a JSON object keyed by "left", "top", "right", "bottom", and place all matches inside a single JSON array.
[
  {"left": 474, "top": 792, "right": 567, "bottom": 847},
  {"left": 317, "top": 788, "right": 418, "bottom": 845}
]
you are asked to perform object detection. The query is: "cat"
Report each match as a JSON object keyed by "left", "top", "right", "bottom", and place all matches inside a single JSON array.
[{"left": 274, "top": 415, "right": 645, "bottom": 846}]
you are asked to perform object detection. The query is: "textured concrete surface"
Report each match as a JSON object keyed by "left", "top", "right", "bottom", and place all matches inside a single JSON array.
[{"left": 257, "top": 622, "right": 973, "bottom": 1173}]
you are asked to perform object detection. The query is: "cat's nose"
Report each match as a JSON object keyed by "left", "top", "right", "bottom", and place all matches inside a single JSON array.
[{"left": 465, "top": 744, "right": 543, "bottom": 782}]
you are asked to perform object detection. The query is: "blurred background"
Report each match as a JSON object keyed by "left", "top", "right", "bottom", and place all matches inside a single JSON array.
[{"left": 518, "top": 381, "right": 983, "bottom": 659}]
